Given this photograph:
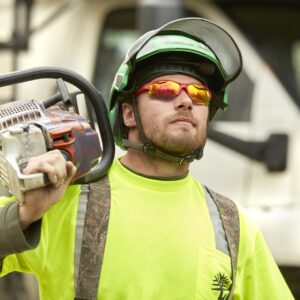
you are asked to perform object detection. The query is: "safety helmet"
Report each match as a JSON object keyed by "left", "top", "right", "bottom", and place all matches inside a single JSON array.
[{"left": 109, "top": 17, "right": 242, "bottom": 163}]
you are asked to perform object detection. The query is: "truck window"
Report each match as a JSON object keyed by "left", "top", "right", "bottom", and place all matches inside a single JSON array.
[
  {"left": 93, "top": 8, "right": 139, "bottom": 105},
  {"left": 219, "top": 2, "right": 300, "bottom": 109}
]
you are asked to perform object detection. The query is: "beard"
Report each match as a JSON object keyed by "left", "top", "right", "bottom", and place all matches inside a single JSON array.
[{"left": 142, "top": 113, "right": 208, "bottom": 155}]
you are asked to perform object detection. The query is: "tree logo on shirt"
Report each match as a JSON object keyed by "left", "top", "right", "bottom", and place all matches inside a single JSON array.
[{"left": 211, "top": 273, "right": 231, "bottom": 300}]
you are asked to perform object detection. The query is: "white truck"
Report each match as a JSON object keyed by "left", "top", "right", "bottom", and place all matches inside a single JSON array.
[{"left": 0, "top": 0, "right": 299, "bottom": 296}]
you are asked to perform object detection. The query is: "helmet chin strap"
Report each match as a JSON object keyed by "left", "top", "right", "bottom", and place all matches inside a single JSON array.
[
  {"left": 123, "top": 98, "right": 203, "bottom": 165},
  {"left": 122, "top": 139, "right": 203, "bottom": 165}
]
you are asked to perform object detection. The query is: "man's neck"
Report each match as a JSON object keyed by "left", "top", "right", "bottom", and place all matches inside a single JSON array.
[{"left": 120, "top": 149, "right": 190, "bottom": 178}]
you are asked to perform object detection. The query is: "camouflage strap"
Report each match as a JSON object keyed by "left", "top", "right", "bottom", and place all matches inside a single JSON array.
[
  {"left": 75, "top": 176, "right": 111, "bottom": 300},
  {"left": 205, "top": 187, "right": 240, "bottom": 300}
]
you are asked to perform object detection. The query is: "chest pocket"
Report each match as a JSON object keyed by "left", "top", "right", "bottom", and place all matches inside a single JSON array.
[{"left": 196, "top": 246, "right": 232, "bottom": 300}]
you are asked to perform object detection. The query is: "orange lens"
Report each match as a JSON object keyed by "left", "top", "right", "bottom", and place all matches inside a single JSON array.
[
  {"left": 149, "top": 81, "right": 180, "bottom": 98},
  {"left": 187, "top": 84, "right": 211, "bottom": 106}
]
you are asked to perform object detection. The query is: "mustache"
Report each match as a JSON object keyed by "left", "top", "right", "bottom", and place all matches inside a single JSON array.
[{"left": 168, "top": 112, "right": 199, "bottom": 127}]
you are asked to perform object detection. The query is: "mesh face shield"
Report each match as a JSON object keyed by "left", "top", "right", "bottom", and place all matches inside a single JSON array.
[{"left": 124, "top": 18, "right": 242, "bottom": 85}]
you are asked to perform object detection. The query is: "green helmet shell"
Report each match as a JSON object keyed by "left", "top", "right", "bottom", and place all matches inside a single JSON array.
[{"left": 109, "top": 17, "right": 242, "bottom": 149}]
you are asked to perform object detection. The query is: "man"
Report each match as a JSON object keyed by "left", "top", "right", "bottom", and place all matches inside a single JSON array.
[{"left": 0, "top": 18, "right": 294, "bottom": 299}]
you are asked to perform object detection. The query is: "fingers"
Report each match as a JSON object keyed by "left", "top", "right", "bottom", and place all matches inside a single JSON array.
[
  {"left": 23, "top": 150, "right": 77, "bottom": 187},
  {"left": 65, "top": 161, "right": 77, "bottom": 184}
]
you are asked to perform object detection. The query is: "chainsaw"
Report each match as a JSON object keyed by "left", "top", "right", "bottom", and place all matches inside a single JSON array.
[{"left": 0, "top": 67, "right": 115, "bottom": 202}]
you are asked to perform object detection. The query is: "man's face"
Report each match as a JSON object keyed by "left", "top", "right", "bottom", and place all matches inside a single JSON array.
[{"left": 123, "top": 74, "right": 209, "bottom": 155}]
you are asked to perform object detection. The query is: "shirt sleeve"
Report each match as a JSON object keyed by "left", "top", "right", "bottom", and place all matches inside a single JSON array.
[
  {"left": 0, "top": 201, "right": 41, "bottom": 259},
  {"left": 235, "top": 209, "right": 295, "bottom": 300}
]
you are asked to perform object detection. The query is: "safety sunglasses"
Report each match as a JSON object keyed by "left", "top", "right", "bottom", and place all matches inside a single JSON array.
[{"left": 136, "top": 80, "right": 212, "bottom": 106}]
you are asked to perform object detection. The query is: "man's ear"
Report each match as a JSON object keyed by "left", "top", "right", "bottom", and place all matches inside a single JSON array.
[{"left": 122, "top": 102, "right": 136, "bottom": 127}]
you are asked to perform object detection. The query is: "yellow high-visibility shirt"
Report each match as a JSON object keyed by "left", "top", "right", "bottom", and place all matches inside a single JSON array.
[{"left": 0, "top": 159, "right": 294, "bottom": 299}]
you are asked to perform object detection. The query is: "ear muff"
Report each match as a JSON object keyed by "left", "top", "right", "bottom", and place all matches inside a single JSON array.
[
  {"left": 109, "top": 105, "right": 117, "bottom": 129},
  {"left": 208, "top": 88, "right": 228, "bottom": 120},
  {"left": 109, "top": 104, "right": 123, "bottom": 148}
]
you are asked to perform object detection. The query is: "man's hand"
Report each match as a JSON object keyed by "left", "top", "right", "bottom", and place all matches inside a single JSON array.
[{"left": 18, "top": 150, "right": 77, "bottom": 230}]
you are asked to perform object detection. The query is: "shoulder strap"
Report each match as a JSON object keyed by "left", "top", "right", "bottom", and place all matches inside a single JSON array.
[
  {"left": 74, "top": 176, "right": 111, "bottom": 300},
  {"left": 204, "top": 186, "right": 240, "bottom": 300}
]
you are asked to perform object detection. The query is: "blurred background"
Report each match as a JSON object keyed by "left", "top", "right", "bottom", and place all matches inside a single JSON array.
[{"left": 0, "top": 0, "right": 299, "bottom": 298}]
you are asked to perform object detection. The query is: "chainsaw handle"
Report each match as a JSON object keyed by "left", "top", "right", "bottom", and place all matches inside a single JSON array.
[{"left": 0, "top": 67, "right": 115, "bottom": 183}]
